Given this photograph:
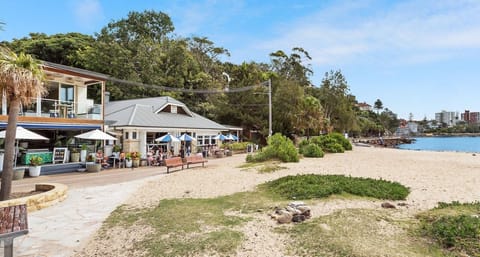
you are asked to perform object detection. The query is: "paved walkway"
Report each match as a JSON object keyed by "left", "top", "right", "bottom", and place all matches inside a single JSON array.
[{"left": 9, "top": 165, "right": 168, "bottom": 257}]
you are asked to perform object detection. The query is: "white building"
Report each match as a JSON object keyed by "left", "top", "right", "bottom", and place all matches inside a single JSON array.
[{"left": 435, "top": 110, "right": 459, "bottom": 127}]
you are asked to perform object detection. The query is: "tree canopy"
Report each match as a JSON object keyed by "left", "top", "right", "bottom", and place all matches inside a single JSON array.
[{"left": 0, "top": 10, "right": 400, "bottom": 142}]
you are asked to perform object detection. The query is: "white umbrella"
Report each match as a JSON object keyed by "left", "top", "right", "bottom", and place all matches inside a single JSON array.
[
  {"left": 0, "top": 126, "right": 49, "bottom": 140},
  {"left": 155, "top": 133, "right": 180, "bottom": 143},
  {"left": 74, "top": 129, "right": 117, "bottom": 141},
  {"left": 0, "top": 126, "right": 49, "bottom": 167},
  {"left": 75, "top": 129, "right": 117, "bottom": 157}
]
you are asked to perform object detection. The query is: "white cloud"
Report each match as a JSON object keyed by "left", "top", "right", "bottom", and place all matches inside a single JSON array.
[
  {"left": 256, "top": 0, "right": 480, "bottom": 67},
  {"left": 70, "top": 0, "right": 104, "bottom": 30}
]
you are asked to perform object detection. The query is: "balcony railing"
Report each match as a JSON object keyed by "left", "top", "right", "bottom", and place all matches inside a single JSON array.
[{"left": 18, "top": 98, "right": 102, "bottom": 120}]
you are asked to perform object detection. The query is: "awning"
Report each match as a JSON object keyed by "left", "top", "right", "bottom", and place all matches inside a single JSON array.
[{"left": 0, "top": 123, "right": 101, "bottom": 130}]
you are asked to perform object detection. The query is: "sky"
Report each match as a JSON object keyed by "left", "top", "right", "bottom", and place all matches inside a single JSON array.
[{"left": 1, "top": 0, "right": 479, "bottom": 120}]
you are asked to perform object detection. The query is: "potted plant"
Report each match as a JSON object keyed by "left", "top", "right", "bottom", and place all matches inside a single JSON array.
[
  {"left": 125, "top": 152, "right": 132, "bottom": 168},
  {"left": 85, "top": 154, "right": 101, "bottom": 172},
  {"left": 70, "top": 148, "right": 80, "bottom": 162},
  {"left": 132, "top": 151, "right": 140, "bottom": 167},
  {"left": 29, "top": 156, "right": 43, "bottom": 177},
  {"left": 80, "top": 144, "right": 88, "bottom": 162},
  {"left": 112, "top": 145, "right": 121, "bottom": 155}
]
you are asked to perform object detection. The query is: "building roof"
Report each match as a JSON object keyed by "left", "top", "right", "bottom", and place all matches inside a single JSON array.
[{"left": 105, "top": 96, "right": 227, "bottom": 131}]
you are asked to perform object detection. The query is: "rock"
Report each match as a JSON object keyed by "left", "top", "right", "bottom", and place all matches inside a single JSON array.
[
  {"left": 292, "top": 214, "right": 306, "bottom": 223},
  {"left": 397, "top": 202, "right": 408, "bottom": 207},
  {"left": 381, "top": 202, "right": 396, "bottom": 209},
  {"left": 288, "top": 201, "right": 305, "bottom": 208},
  {"left": 276, "top": 211, "right": 293, "bottom": 224}
]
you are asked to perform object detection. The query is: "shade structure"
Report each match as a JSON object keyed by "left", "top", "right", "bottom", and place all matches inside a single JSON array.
[
  {"left": 74, "top": 129, "right": 117, "bottom": 141},
  {"left": 0, "top": 126, "right": 49, "bottom": 167},
  {"left": 155, "top": 133, "right": 180, "bottom": 143},
  {"left": 225, "top": 134, "right": 237, "bottom": 141},
  {"left": 178, "top": 133, "right": 196, "bottom": 142},
  {"left": 0, "top": 126, "right": 48, "bottom": 140},
  {"left": 213, "top": 134, "right": 227, "bottom": 141}
]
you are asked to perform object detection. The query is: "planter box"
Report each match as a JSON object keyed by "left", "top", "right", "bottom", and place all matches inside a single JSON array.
[
  {"left": 70, "top": 152, "right": 80, "bottom": 162},
  {"left": 86, "top": 163, "right": 101, "bottom": 173},
  {"left": 13, "top": 167, "right": 25, "bottom": 180}
]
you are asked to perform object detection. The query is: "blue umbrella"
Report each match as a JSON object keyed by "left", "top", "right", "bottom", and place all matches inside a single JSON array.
[
  {"left": 155, "top": 133, "right": 180, "bottom": 143},
  {"left": 214, "top": 134, "right": 227, "bottom": 141},
  {"left": 178, "top": 133, "right": 196, "bottom": 142},
  {"left": 226, "top": 134, "right": 238, "bottom": 141}
]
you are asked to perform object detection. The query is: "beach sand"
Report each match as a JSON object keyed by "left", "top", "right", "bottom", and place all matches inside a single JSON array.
[{"left": 74, "top": 146, "right": 480, "bottom": 257}]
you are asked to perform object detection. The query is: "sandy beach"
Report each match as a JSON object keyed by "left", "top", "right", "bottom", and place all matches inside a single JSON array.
[{"left": 74, "top": 146, "right": 480, "bottom": 256}]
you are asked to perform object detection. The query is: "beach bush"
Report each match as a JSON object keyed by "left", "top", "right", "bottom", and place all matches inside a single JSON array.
[
  {"left": 310, "top": 133, "right": 349, "bottom": 153},
  {"left": 261, "top": 174, "right": 410, "bottom": 200},
  {"left": 246, "top": 133, "right": 298, "bottom": 163},
  {"left": 229, "top": 142, "right": 250, "bottom": 151},
  {"left": 301, "top": 143, "right": 324, "bottom": 158},
  {"left": 298, "top": 139, "right": 309, "bottom": 155},
  {"left": 418, "top": 201, "right": 480, "bottom": 256}
]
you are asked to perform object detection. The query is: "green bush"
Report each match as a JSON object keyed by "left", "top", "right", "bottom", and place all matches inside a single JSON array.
[
  {"left": 330, "top": 132, "right": 353, "bottom": 150},
  {"left": 298, "top": 139, "right": 309, "bottom": 154},
  {"left": 246, "top": 133, "right": 298, "bottom": 163},
  {"left": 262, "top": 174, "right": 410, "bottom": 200},
  {"left": 419, "top": 201, "right": 480, "bottom": 256},
  {"left": 302, "top": 143, "right": 324, "bottom": 158},
  {"left": 229, "top": 142, "right": 250, "bottom": 151}
]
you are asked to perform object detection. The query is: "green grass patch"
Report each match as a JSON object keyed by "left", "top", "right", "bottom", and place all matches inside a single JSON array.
[
  {"left": 104, "top": 191, "right": 281, "bottom": 257},
  {"left": 261, "top": 174, "right": 410, "bottom": 200},
  {"left": 277, "top": 209, "right": 448, "bottom": 257},
  {"left": 417, "top": 201, "right": 480, "bottom": 256}
]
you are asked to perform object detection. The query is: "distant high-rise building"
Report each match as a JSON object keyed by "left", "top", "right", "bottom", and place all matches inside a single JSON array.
[
  {"left": 435, "top": 110, "right": 459, "bottom": 127},
  {"left": 461, "top": 110, "right": 480, "bottom": 124}
]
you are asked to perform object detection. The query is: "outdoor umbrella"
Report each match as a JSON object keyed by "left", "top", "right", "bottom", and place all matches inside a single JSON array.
[
  {"left": 225, "top": 134, "right": 237, "bottom": 141},
  {"left": 213, "top": 134, "right": 227, "bottom": 141},
  {"left": 74, "top": 129, "right": 117, "bottom": 155},
  {"left": 178, "top": 133, "right": 196, "bottom": 142},
  {"left": 0, "top": 126, "right": 49, "bottom": 167},
  {"left": 155, "top": 133, "right": 180, "bottom": 143}
]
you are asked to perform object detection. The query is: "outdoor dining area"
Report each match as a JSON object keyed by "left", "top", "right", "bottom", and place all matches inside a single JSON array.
[{"left": 0, "top": 126, "right": 241, "bottom": 178}]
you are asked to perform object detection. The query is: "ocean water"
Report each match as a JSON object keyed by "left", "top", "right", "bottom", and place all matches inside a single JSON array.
[{"left": 397, "top": 136, "right": 480, "bottom": 153}]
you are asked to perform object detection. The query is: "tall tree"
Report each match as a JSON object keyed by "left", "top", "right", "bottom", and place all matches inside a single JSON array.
[
  {"left": 2, "top": 33, "right": 95, "bottom": 67},
  {"left": 296, "top": 95, "right": 324, "bottom": 138},
  {"left": 374, "top": 99, "right": 383, "bottom": 114},
  {"left": 0, "top": 47, "right": 46, "bottom": 200},
  {"left": 315, "top": 70, "right": 357, "bottom": 133},
  {"left": 269, "top": 47, "right": 313, "bottom": 86}
]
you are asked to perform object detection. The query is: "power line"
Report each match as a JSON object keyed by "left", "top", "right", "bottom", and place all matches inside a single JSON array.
[{"left": 107, "top": 76, "right": 264, "bottom": 94}]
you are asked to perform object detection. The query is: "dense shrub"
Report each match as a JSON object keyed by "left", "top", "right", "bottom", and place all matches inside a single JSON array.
[
  {"left": 302, "top": 143, "right": 324, "bottom": 158},
  {"left": 298, "top": 139, "right": 309, "bottom": 155},
  {"left": 329, "top": 132, "right": 353, "bottom": 150},
  {"left": 419, "top": 201, "right": 480, "bottom": 256},
  {"left": 262, "top": 174, "right": 410, "bottom": 200},
  {"left": 309, "top": 133, "right": 352, "bottom": 153},
  {"left": 246, "top": 133, "right": 299, "bottom": 163},
  {"left": 229, "top": 142, "right": 250, "bottom": 151}
]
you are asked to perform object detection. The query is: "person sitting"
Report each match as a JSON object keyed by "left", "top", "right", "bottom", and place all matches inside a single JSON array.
[
  {"left": 101, "top": 156, "right": 110, "bottom": 169},
  {"left": 147, "top": 150, "right": 156, "bottom": 166},
  {"left": 95, "top": 150, "right": 103, "bottom": 164}
]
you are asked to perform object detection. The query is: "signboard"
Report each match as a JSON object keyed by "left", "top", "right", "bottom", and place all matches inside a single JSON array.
[{"left": 53, "top": 147, "right": 68, "bottom": 164}]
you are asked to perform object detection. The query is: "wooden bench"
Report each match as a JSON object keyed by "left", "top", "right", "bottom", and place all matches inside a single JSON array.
[
  {"left": 164, "top": 157, "right": 184, "bottom": 173},
  {"left": 0, "top": 204, "right": 28, "bottom": 257},
  {"left": 186, "top": 155, "right": 208, "bottom": 169}
]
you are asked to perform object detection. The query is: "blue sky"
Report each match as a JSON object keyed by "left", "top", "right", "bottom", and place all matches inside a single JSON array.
[{"left": 1, "top": 0, "right": 479, "bottom": 120}]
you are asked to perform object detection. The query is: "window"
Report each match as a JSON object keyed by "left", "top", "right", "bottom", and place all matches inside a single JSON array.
[
  {"left": 132, "top": 132, "right": 137, "bottom": 139},
  {"left": 125, "top": 132, "right": 129, "bottom": 140},
  {"left": 60, "top": 84, "right": 74, "bottom": 103},
  {"left": 171, "top": 105, "right": 177, "bottom": 113}
]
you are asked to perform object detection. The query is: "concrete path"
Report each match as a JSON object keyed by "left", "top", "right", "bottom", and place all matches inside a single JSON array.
[{"left": 7, "top": 166, "right": 166, "bottom": 257}]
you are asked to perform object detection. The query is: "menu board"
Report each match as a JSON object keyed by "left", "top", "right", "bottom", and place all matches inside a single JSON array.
[{"left": 53, "top": 147, "right": 68, "bottom": 164}]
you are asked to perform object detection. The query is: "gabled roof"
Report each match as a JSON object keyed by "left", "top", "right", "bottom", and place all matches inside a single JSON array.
[{"left": 105, "top": 96, "right": 227, "bottom": 130}]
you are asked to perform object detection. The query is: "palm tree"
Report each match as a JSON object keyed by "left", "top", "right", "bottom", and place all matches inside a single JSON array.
[{"left": 0, "top": 46, "right": 46, "bottom": 200}]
